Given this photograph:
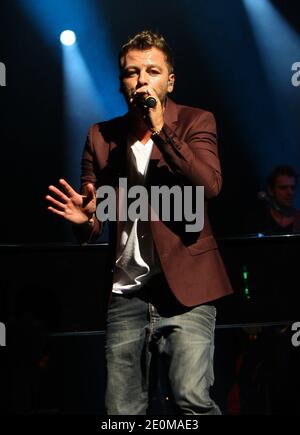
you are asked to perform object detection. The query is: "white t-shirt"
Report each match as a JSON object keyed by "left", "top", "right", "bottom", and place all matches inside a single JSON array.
[{"left": 112, "top": 137, "right": 161, "bottom": 294}]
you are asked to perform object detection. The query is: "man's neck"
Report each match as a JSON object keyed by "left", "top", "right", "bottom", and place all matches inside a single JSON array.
[
  {"left": 270, "top": 207, "right": 295, "bottom": 227},
  {"left": 129, "top": 112, "right": 152, "bottom": 145},
  {"left": 271, "top": 203, "right": 294, "bottom": 217}
]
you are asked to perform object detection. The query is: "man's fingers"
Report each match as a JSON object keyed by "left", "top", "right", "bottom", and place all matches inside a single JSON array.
[
  {"left": 48, "top": 185, "right": 69, "bottom": 203},
  {"left": 47, "top": 206, "right": 65, "bottom": 217},
  {"left": 86, "top": 183, "right": 95, "bottom": 197},
  {"left": 59, "top": 178, "right": 78, "bottom": 197},
  {"left": 46, "top": 195, "right": 65, "bottom": 210},
  {"left": 82, "top": 183, "right": 95, "bottom": 205},
  {"left": 135, "top": 86, "right": 157, "bottom": 98}
]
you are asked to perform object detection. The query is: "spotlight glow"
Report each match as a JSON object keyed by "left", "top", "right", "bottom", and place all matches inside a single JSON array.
[{"left": 60, "top": 30, "right": 76, "bottom": 46}]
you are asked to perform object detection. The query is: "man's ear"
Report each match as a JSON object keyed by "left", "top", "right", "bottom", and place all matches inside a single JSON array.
[{"left": 167, "top": 73, "right": 175, "bottom": 93}]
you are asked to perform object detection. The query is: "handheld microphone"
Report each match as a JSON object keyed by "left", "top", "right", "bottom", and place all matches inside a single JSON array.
[
  {"left": 257, "top": 191, "right": 270, "bottom": 202},
  {"left": 257, "top": 190, "right": 281, "bottom": 212},
  {"left": 144, "top": 96, "right": 157, "bottom": 108},
  {"left": 135, "top": 94, "right": 157, "bottom": 108}
]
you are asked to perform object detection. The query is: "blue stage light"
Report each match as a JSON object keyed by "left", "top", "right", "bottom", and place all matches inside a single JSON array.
[{"left": 60, "top": 30, "right": 76, "bottom": 46}]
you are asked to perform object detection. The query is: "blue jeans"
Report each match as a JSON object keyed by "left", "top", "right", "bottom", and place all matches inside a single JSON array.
[{"left": 105, "top": 279, "right": 220, "bottom": 415}]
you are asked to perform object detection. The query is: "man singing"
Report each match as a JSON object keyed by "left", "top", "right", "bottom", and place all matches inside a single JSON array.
[{"left": 46, "top": 30, "right": 232, "bottom": 415}]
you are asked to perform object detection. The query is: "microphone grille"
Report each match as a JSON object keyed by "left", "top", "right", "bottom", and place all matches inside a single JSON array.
[
  {"left": 145, "top": 96, "right": 157, "bottom": 108},
  {"left": 257, "top": 190, "right": 267, "bottom": 200}
]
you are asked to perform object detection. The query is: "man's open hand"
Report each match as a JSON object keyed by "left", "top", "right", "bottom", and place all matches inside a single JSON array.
[{"left": 46, "top": 179, "right": 96, "bottom": 225}]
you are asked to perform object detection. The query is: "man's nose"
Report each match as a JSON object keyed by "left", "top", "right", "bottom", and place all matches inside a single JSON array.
[{"left": 137, "top": 71, "right": 148, "bottom": 86}]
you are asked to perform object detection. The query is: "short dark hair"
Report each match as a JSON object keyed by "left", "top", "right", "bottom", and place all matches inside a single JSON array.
[
  {"left": 267, "top": 165, "right": 299, "bottom": 189},
  {"left": 119, "top": 30, "right": 174, "bottom": 73}
]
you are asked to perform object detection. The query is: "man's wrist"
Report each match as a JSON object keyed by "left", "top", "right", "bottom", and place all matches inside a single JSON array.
[
  {"left": 87, "top": 213, "right": 95, "bottom": 225},
  {"left": 151, "top": 125, "right": 163, "bottom": 136},
  {"left": 79, "top": 213, "right": 95, "bottom": 227}
]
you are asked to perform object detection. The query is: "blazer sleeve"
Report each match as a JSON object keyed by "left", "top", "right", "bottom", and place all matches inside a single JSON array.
[
  {"left": 73, "top": 125, "right": 103, "bottom": 244},
  {"left": 152, "top": 110, "right": 222, "bottom": 198}
]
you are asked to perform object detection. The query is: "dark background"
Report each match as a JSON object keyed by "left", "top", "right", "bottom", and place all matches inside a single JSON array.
[{"left": 0, "top": 0, "right": 300, "bottom": 243}]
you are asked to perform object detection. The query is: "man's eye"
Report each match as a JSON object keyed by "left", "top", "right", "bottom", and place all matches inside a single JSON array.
[
  {"left": 124, "top": 70, "right": 137, "bottom": 77},
  {"left": 149, "top": 69, "right": 160, "bottom": 75}
]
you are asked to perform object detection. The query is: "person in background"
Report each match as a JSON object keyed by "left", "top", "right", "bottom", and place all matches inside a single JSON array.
[
  {"left": 239, "top": 165, "right": 300, "bottom": 414},
  {"left": 246, "top": 165, "right": 300, "bottom": 235}
]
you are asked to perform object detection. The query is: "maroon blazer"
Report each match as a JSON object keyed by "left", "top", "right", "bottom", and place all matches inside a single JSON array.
[{"left": 78, "top": 97, "right": 233, "bottom": 306}]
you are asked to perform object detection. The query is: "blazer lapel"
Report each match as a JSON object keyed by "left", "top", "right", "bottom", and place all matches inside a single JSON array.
[
  {"left": 108, "top": 115, "right": 130, "bottom": 179},
  {"left": 107, "top": 116, "right": 129, "bottom": 256}
]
